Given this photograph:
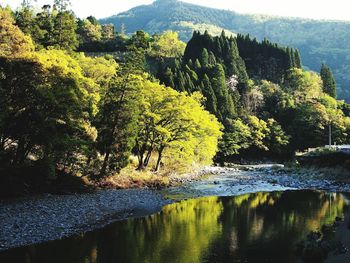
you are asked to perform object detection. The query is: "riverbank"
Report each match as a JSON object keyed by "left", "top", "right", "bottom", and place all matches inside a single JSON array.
[
  {"left": 1, "top": 164, "right": 350, "bottom": 252},
  {"left": 0, "top": 189, "right": 171, "bottom": 251}
]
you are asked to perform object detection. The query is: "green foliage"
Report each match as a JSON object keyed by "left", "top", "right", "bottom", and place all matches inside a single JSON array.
[
  {"left": 320, "top": 64, "right": 337, "bottom": 98},
  {"left": 3, "top": 1, "right": 350, "bottom": 185},
  {"left": 219, "top": 119, "right": 251, "bottom": 156},
  {"left": 0, "top": 8, "right": 224, "bottom": 181},
  {"left": 236, "top": 34, "right": 300, "bottom": 83},
  {"left": 100, "top": 0, "right": 350, "bottom": 102},
  {"left": 51, "top": 10, "right": 78, "bottom": 50},
  {"left": 149, "top": 31, "right": 186, "bottom": 58},
  {"left": 135, "top": 81, "right": 222, "bottom": 171},
  {"left": 96, "top": 73, "right": 143, "bottom": 177},
  {"left": 0, "top": 49, "right": 97, "bottom": 174},
  {"left": 0, "top": 8, "right": 34, "bottom": 57},
  {"left": 77, "top": 18, "right": 102, "bottom": 44}
]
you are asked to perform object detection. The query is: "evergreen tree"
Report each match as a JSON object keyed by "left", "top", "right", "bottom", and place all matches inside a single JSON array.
[
  {"left": 194, "top": 59, "right": 201, "bottom": 70},
  {"left": 320, "top": 64, "right": 337, "bottom": 98},
  {"left": 208, "top": 51, "right": 216, "bottom": 65},
  {"left": 294, "top": 49, "right": 302, "bottom": 68},
  {"left": 34, "top": 5, "right": 54, "bottom": 48},
  {"left": 201, "top": 74, "right": 218, "bottom": 115},
  {"left": 200, "top": 48, "right": 209, "bottom": 68},
  {"left": 96, "top": 74, "right": 142, "bottom": 177},
  {"left": 15, "top": 6, "right": 35, "bottom": 35},
  {"left": 210, "top": 64, "right": 235, "bottom": 120},
  {"left": 52, "top": 10, "right": 78, "bottom": 50},
  {"left": 163, "top": 67, "right": 175, "bottom": 88}
]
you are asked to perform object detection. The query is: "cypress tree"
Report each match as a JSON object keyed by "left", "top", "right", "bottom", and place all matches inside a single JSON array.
[
  {"left": 202, "top": 74, "right": 218, "bottom": 115},
  {"left": 164, "top": 67, "right": 175, "bottom": 88},
  {"left": 185, "top": 72, "right": 195, "bottom": 92},
  {"left": 210, "top": 64, "right": 235, "bottom": 120},
  {"left": 194, "top": 59, "right": 201, "bottom": 70},
  {"left": 320, "top": 64, "right": 337, "bottom": 98},
  {"left": 294, "top": 49, "right": 302, "bottom": 68},
  {"left": 177, "top": 71, "right": 186, "bottom": 92},
  {"left": 200, "top": 48, "right": 209, "bottom": 68},
  {"left": 208, "top": 51, "right": 217, "bottom": 65}
]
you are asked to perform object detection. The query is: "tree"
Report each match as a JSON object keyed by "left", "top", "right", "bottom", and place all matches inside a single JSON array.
[
  {"left": 247, "top": 116, "right": 269, "bottom": 151},
  {"left": 284, "top": 68, "right": 323, "bottom": 103},
  {"left": 0, "top": 8, "right": 34, "bottom": 57},
  {"left": 290, "top": 102, "right": 329, "bottom": 149},
  {"left": 219, "top": 119, "right": 252, "bottom": 156},
  {"left": 128, "top": 30, "right": 150, "bottom": 50},
  {"left": 200, "top": 48, "right": 209, "bottom": 68},
  {"left": 201, "top": 74, "right": 217, "bottom": 115},
  {"left": 150, "top": 31, "right": 186, "bottom": 58},
  {"left": 0, "top": 50, "right": 97, "bottom": 173},
  {"left": 96, "top": 73, "right": 142, "bottom": 177},
  {"left": 75, "top": 53, "right": 118, "bottom": 89},
  {"left": 135, "top": 83, "right": 222, "bottom": 171},
  {"left": 294, "top": 49, "right": 302, "bottom": 69},
  {"left": 120, "top": 23, "right": 126, "bottom": 36},
  {"left": 210, "top": 64, "right": 236, "bottom": 120},
  {"left": 15, "top": 5, "right": 35, "bottom": 36},
  {"left": 51, "top": 10, "right": 78, "bottom": 50},
  {"left": 264, "top": 119, "right": 289, "bottom": 154},
  {"left": 320, "top": 64, "right": 336, "bottom": 98},
  {"left": 101, "top": 24, "right": 115, "bottom": 40},
  {"left": 33, "top": 5, "right": 54, "bottom": 48},
  {"left": 77, "top": 18, "right": 102, "bottom": 43}
]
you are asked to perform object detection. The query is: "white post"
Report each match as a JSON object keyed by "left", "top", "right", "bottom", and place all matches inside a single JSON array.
[{"left": 329, "top": 124, "right": 332, "bottom": 147}]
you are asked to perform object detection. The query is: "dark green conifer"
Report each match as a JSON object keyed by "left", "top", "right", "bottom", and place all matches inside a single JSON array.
[{"left": 320, "top": 64, "right": 337, "bottom": 98}]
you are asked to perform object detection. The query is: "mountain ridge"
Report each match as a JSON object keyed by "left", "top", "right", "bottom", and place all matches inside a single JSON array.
[{"left": 100, "top": 0, "right": 350, "bottom": 101}]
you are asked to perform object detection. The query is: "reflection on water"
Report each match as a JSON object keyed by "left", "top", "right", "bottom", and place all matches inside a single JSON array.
[{"left": 1, "top": 191, "right": 349, "bottom": 263}]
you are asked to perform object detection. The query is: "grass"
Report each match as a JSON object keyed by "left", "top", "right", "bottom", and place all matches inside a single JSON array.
[
  {"left": 297, "top": 147, "right": 337, "bottom": 157},
  {"left": 95, "top": 168, "right": 171, "bottom": 189},
  {"left": 92, "top": 155, "right": 207, "bottom": 190},
  {"left": 0, "top": 153, "right": 209, "bottom": 198}
]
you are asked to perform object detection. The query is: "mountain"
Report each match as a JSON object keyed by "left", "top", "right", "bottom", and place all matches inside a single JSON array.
[{"left": 100, "top": 0, "right": 350, "bottom": 101}]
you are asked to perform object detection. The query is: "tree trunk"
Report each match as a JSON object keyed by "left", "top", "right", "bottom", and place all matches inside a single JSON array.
[
  {"left": 155, "top": 146, "right": 165, "bottom": 172},
  {"left": 14, "top": 138, "right": 25, "bottom": 165},
  {"left": 0, "top": 135, "right": 5, "bottom": 152},
  {"left": 137, "top": 152, "right": 145, "bottom": 170},
  {"left": 99, "top": 149, "right": 110, "bottom": 177},
  {"left": 143, "top": 148, "right": 153, "bottom": 167}
]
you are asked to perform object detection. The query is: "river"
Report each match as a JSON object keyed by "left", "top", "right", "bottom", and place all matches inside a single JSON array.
[{"left": 1, "top": 190, "right": 350, "bottom": 263}]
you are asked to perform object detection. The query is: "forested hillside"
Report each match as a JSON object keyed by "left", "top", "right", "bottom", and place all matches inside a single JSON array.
[
  {"left": 154, "top": 31, "right": 350, "bottom": 160},
  {"left": 100, "top": 0, "right": 350, "bottom": 101},
  {"left": 1, "top": 0, "right": 350, "bottom": 195},
  {"left": 0, "top": 3, "right": 222, "bottom": 193}
]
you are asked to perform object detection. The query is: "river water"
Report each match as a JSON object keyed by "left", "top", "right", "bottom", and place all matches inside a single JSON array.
[{"left": 1, "top": 190, "right": 350, "bottom": 263}]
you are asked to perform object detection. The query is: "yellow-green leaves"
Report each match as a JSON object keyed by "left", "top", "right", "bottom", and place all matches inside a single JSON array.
[
  {"left": 136, "top": 81, "right": 222, "bottom": 170},
  {"left": 149, "top": 31, "right": 186, "bottom": 58},
  {"left": 0, "top": 8, "right": 34, "bottom": 58}
]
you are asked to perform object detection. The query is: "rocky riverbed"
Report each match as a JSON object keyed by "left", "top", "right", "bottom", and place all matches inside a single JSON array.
[
  {"left": 1, "top": 164, "right": 350, "bottom": 252},
  {"left": 0, "top": 189, "right": 171, "bottom": 251}
]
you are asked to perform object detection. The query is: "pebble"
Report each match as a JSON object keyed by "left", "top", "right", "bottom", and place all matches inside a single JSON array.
[
  {"left": 0, "top": 189, "right": 169, "bottom": 251},
  {"left": 1, "top": 164, "right": 350, "bottom": 252}
]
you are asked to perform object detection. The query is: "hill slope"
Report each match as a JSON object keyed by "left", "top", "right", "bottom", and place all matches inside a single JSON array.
[{"left": 100, "top": 0, "right": 350, "bottom": 101}]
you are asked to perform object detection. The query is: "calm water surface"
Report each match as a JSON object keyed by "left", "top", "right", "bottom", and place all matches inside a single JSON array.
[{"left": 1, "top": 190, "right": 350, "bottom": 263}]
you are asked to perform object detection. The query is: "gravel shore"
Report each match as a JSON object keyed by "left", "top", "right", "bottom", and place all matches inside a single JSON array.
[
  {"left": 0, "top": 189, "right": 171, "bottom": 251},
  {"left": 1, "top": 165, "right": 350, "bottom": 252}
]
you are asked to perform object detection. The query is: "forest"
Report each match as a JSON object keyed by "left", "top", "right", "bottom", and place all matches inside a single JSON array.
[
  {"left": 101, "top": 0, "right": 350, "bottom": 102},
  {"left": 1, "top": 0, "right": 350, "bottom": 192}
]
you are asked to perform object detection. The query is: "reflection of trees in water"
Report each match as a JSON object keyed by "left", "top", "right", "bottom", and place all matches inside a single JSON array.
[
  {"left": 2, "top": 191, "right": 347, "bottom": 263},
  {"left": 206, "top": 191, "right": 346, "bottom": 263}
]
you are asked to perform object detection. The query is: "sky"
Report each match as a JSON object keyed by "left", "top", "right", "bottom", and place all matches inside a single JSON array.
[{"left": 1, "top": 0, "right": 350, "bottom": 21}]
